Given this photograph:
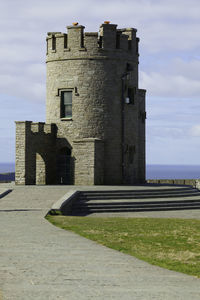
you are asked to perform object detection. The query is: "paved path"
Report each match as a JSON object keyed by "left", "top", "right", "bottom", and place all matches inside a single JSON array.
[{"left": 0, "top": 183, "right": 200, "bottom": 299}]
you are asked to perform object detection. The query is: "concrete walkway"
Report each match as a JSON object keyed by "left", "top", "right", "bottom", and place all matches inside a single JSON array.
[{"left": 0, "top": 183, "right": 200, "bottom": 300}]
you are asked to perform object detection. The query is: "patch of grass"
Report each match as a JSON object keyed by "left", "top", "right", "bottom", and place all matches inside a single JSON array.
[{"left": 46, "top": 215, "right": 200, "bottom": 278}]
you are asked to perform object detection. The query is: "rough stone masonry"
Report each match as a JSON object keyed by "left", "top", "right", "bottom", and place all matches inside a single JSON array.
[{"left": 15, "top": 22, "right": 146, "bottom": 185}]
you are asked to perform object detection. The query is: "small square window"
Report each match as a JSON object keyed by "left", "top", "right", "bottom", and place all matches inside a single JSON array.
[
  {"left": 61, "top": 91, "right": 72, "bottom": 118},
  {"left": 127, "top": 63, "right": 133, "bottom": 71}
]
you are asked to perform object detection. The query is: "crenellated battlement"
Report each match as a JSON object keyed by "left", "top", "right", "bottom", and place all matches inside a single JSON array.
[
  {"left": 15, "top": 121, "right": 57, "bottom": 135},
  {"left": 46, "top": 22, "right": 139, "bottom": 60}
]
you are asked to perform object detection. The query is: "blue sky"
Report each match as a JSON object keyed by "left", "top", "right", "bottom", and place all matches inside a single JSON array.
[{"left": 0, "top": 0, "right": 200, "bottom": 165}]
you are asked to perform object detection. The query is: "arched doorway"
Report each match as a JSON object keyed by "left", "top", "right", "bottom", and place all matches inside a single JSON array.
[{"left": 56, "top": 147, "right": 71, "bottom": 184}]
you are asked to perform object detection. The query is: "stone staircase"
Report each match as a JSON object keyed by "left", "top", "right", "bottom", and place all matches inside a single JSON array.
[{"left": 69, "top": 186, "right": 200, "bottom": 216}]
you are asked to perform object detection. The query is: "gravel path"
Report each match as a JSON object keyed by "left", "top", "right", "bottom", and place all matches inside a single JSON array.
[{"left": 0, "top": 183, "right": 200, "bottom": 299}]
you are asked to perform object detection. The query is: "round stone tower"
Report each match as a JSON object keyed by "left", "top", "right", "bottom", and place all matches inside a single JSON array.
[{"left": 46, "top": 22, "right": 146, "bottom": 185}]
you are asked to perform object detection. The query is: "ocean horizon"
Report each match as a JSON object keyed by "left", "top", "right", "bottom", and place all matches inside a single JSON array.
[
  {"left": 0, "top": 162, "right": 200, "bottom": 179},
  {"left": 146, "top": 164, "right": 200, "bottom": 179}
]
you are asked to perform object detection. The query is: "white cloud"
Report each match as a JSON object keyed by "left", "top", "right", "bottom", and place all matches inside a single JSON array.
[
  {"left": 189, "top": 125, "right": 200, "bottom": 137},
  {"left": 140, "top": 71, "right": 200, "bottom": 98},
  {"left": 0, "top": 65, "right": 45, "bottom": 102},
  {"left": 170, "top": 59, "right": 200, "bottom": 80}
]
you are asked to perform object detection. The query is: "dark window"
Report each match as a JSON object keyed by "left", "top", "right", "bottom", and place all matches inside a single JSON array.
[
  {"left": 129, "top": 146, "right": 135, "bottom": 164},
  {"left": 80, "top": 31, "right": 84, "bottom": 48},
  {"left": 116, "top": 33, "right": 121, "bottom": 49},
  {"left": 61, "top": 91, "right": 72, "bottom": 118},
  {"left": 46, "top": 39, "right": 48, "bottom": 54},
  {"left": 136, "top": 37, "right": 139, "bottom": 54},
  {"left": 98, "top": 36, "right": 103, "bottom": 48},
  {"left": 140, "top": 111, "right": 146, "bottom": 123},
  {"left": 128, "top": 40, "right": 132, "bottom": 50},
  {"left": 52, "top": 35, "right": 56, "bottom": 50},
  {"left": 64, "top": 34, "right": 67, "bottom": 49},
  {"left": 128, "top": 88, "right": 135, "bottom": 104},
  {"left": 127, "top": 63, "right": 133, "bottom": 71}
]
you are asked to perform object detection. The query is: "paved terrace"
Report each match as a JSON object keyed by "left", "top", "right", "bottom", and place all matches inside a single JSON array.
[{"left": 0, "top": 183, "right": 200, "bottom": 299}]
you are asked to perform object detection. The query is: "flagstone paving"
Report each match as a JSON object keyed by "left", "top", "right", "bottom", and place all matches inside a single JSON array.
[{"left": 0, "top": 183, "right": 200, "bottom": 300}]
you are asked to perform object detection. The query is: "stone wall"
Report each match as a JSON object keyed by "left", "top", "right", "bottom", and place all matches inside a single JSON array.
[
  {"left": 147, "top": 179, "right": 200, "bottom": 189},
  {"left": 73, "top": 138, "right": 104, "bottom": 185},
  {"left": 15, "top": 121, "right": 56, "bottom": 185}
]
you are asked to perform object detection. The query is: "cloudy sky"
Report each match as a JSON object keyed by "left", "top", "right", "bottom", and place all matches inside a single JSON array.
[{"left": 0, "top": 0, "right": 200, "bottom": 165}]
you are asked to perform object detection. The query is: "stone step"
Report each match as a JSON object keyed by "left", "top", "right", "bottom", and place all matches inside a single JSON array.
[
  {"left": 71, "top": 203, "right": 200, "bottom": 214},
  {"left": 79, "top": 192, "right": 200, "bottom": 201},
  {"left": 77, "top": 195, "right": 200, "bottom": 204},
  {"left": 80, "top": 187, "right": 198, "bottom": 196},
  {"left": 73, "top": 199, "right": 200, "bottom": 207},
  {"left": 68, "top": 187, "right": 200, "bottom": 215}
]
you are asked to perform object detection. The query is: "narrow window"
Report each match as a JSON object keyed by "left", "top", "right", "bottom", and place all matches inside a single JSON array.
[
  {"left": 98, "top": 36, "right": 103, "bottom": 48},
  {"left": 127, "top": 63, "right": 133, "bottom": 71},
  {"left": 116, "top": 33, "right": 120, "bottom": 49},
  {"left": 136, "top": 37, "right": 139, "bottom": 54},
  {"left": 128, "top": 87, "right": 135, "bottom": 104},
  {"left": 46, "top": 39, "right": 48, "bottom": 55},
  {"left": 128, "top": 40, "right": 132, "bottom": 50},
  {"left": 52, "top": 35, "right": 56, "bottom": 50},
  {"left": 80, "top": 32, "right": 84, "bottom": 48},
  {"left": 61, "top": 91, "right": 72, "bottom": 118},
  {"left": 64, "top": 34, "right": 67, "bottom": 49},
  {"left": 129, "top": 146, "right": 135, "bottom": 164}
]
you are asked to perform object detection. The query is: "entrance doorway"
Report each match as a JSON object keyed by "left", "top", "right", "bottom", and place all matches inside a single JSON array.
[{"left": 56, "top": 147, "right": 71, "bottom": 184}]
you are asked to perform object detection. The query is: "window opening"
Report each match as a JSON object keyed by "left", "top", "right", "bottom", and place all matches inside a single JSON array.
[
  {"left": 46, "top": 39, "right": 48, "bottom": 54},
  {"left": 64, "top": 34, "right": 67, "bottom": 49},
  {"left": 128, "top": 40, "right": 132, "bottom": 50},
  {"left": 127, "top": 63, "right": 133, "bottom": 71},
  {"left": 52, "top": 35, "right": 56, "bottom": 50},
  {"left": 129, "top": 146, "right": 135, "bottom": 164},
  {"left": 127, "top": 87, "right": 135, "bottom": 104},
  {"left": 136, "top": 37, "right": 139, "bottom": 54},
  {"left": 98, "top": 36, "right": 103, "bottom": 48},
  {"left": 80, "top": 32, "right": 84, "bottom": 48},
  {"left": 61, "top": 91, "right": 72, "bottom": 118},
  {"left": 116, "top": 33, "right": 121, "bottom": 49}
]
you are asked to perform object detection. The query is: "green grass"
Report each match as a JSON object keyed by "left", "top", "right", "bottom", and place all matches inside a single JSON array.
[{"left": 46, "top": 215, "right": 200, "bottom": 278}]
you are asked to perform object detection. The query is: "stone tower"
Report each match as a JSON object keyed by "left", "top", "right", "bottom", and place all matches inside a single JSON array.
[{"left": 15, "top": 22, "right": 146, "bottom": 185}]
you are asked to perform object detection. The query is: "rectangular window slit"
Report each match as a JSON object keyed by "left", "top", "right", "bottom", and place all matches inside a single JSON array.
[
  {"left": 127, "top": 87, "right": 135, "bottom": 104},
  {"left": 64, "top": 34, "right": 67, "bottom": 48},
  {"left": 98, "top": 36, "right": 103, "bottom": 48},
  {"left": 136, "top": 38, "right": 139, "bottom": 54},
  {"left": 52, "top": 35, "right": 56, "bottom": 50},
  {"left": 61, "top": 91, "right": 72, "bottom": 118},
  {"left": 46, "top": 39, "right": 48, "bottom": 54},
  {"left": 116, "top": 33, "right": 121, "bottom": 49},
  {"left": 128, "top": 40, "right": 132, "bottom": 50}
]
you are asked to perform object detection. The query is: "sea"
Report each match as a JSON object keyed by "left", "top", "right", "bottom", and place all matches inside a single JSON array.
[
  {"left": 0, "top": 162, "right": 200, "bottom": 179},
  {"left": 146, "top": 164, "right": 200, "bottom": 179}
]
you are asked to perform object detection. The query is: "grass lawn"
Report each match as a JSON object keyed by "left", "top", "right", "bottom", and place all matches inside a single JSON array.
[{"left": 46, "top": 215, "right": 200, "bottom": 278}]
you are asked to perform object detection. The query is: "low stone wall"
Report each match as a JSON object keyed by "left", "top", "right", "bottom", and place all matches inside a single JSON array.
[{"left": 147, "top": 179, "right": 200, "bottom": 189}]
